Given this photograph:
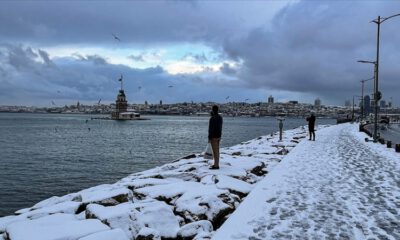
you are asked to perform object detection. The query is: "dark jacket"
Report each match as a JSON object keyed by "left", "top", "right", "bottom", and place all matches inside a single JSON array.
[
  {"left": 208, "top": 113, "right": 223, "bottom": 139},
  {"left": 307, "top": 115, "right": 316, "bottom": 130}
]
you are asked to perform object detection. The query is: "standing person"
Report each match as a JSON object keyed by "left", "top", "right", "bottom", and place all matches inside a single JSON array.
[
  {"left": 306, "top": 112, "right": 316, "bottom": 141},
  {"left": 208, "top": 105, "right": 223, "bottom": 169}
]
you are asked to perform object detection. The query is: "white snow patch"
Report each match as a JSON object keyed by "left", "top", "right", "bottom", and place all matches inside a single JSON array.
[
  {"left": 78, "top": 229, "right": 129, "bottom": 240},
  {"left": 6, "top": 213, "right": 109, "bottom": 240}
]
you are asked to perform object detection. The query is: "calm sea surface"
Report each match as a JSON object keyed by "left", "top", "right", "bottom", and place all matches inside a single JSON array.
[{"left": 0, "top": 113, "right": 335, "bottom": 216}]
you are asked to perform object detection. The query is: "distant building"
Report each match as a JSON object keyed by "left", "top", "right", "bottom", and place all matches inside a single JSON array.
[
  {"left": 364, "top": 95, "right": 371, "bottom": 116},
  {"left": 160, "top": 100, "right": 163, "bottom": 105},
  {"left": 314, "top": 98, "right": 321, "bottom": 107},
  {"left": 388, "top": 101, "right": 392, "bottom": 108},
  {"left": 268, "top": 95, "right": 274, "bottom": 104},
  {"left": 345, "top": 100, "right": 351, "bottom": 107},
  {"left": 288, "top": 101, "right": 298, "bottom": 104},
  {"left": 380, "top": 100, "right": 386, "bottom": 108}
]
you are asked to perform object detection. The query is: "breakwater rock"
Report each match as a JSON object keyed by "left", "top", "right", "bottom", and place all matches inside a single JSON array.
[{"left": 0, "top": 126, "right": 313, "bottom": 240}]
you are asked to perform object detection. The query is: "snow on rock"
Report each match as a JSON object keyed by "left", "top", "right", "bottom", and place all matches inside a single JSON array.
[
  {"left": 85, "top": 203, "right": 140, "bottom": 239},
  {"left": 86, "top": 199, "right": 180, "bottom": 239},
  {"left": 177, "top": 220, "right": 213, "bottom": 239},
  {"left": 5, "top": 213, "right": 109, "bottom": 240},
  {"left": 30, "top": 193, "right": 79, "bottom": 211},
  {"left": 2, "top": 125, "right": 314, "bottom": 239},
  {"left": 78, "top": 229, "right": 129, "bottom": 240},
  {"left": 74, "top": 184, "right": 132, "bottom": 206},
  {"left": 201, "top": 174, "right": 253, "bottom": 197},
  {"left": 135, "top": 181, "right": 235, "bottom": 225},
  {"left": 136, "top": 227, "right": 160, "bottom": 240},
  {"left": 132, "top": 199, "right": 181, "bottom": 238},
  {"left": 0, "top": 216, "right": 27, "bottom": 233},
  {"left": 21, "top": 201, "right": 81, "bottom": 220}
]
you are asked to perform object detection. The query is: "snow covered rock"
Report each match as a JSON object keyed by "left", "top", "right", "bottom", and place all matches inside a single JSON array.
[
  {"left": 177, "top": 220, "right": 213, "bottom": 239},
  {"left": 86, "top": 199, "right": 180, "bottom": 239},
  {"left": 78, "top": 229, "right": 129, "bottom": 240},
  {"left": 74, "top": 185, "right": 132, "bottom": 206},
  {"left": 136, "top": 227, "right": 160, "bottom": 240},
  {"left": 20, "top": 201, "right": 81, "bottom": 220},
  {"left": 5, "top": 213, "right": 109, "bottom": 240}
]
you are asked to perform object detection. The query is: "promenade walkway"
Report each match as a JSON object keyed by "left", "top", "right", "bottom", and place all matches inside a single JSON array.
[{"left": 214, "top": 123, "right": 400, "bottom": 240}]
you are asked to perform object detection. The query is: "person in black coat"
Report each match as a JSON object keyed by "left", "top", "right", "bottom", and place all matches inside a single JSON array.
[
  {"left": 208, "top": 105, "right": 223, "bottom": 169},
  {"left": 306, "top": 112, "right": 316, "bottom": 141}
]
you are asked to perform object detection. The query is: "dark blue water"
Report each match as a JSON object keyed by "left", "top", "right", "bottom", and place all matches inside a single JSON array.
[{"left": 0, "top": 113, "right": 335, "bottom": 216}]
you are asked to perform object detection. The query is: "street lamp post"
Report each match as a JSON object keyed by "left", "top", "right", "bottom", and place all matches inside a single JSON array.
[
  {"left": 370, "top": 13, "right": 400, "bottom": 141},
  {"left": 357, "top": 60, "right": 378, "bottom": 140},
  {"left": 360, "top": 77, "right": 374, "bottom": 121}
]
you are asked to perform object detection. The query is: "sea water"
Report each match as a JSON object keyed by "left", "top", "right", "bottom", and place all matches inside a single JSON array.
[{"left": 0, "top": 113, "right": 335, "bottom": 216}]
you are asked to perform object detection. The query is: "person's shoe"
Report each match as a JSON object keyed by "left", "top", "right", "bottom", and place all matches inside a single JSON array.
[{"left": 209, "top": 166, "right": 220, "bottom": 170}]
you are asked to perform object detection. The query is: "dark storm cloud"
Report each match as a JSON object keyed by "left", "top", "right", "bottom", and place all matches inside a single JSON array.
[
  {"left": 0, "top": 1, "right": 243, "bottom": 46},
  {"left": 128, "top": 54, "right": 145, "bottom": 62},
  {"left": 221, "top": 1, "right": 400, "bottom": 104},
  {"left": 0, "top": 44, "right": 255, "bottom": 106},
  {"left": 220, "top": 63, "right": 236, "bottom": 76},
  {"left": 182, "top": 53, "right": 208, "bottom": 63}
]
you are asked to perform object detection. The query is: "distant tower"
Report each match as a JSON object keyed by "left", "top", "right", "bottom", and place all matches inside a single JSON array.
[
  {"left": 314, "top": 98, "right": 321, "bottom": 107},
  {"left": 145, "top": 101, "right": 148, "bottom": 106},
  {"left": 160, "top": 100, "right": 163, "bottom": 105},
  {"left": 112, "top": 76, "right": 128, "bottom": 120},
  {"left": 268, "top": 95, "right": 274, "bottom": 104}
]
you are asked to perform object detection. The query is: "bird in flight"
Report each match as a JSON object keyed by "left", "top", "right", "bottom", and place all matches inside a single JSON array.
[
  {"left": 245, "top": 98, "right": 249, "bottom": 101},
  {"left": 168, "top": 85, "right": 173, "bottom": 88},
  {"left": 112, "top": 33, "right": 121, "bottom": 41},
  {"left": 225, "top": 96, "right": 230, "bottom": 100},
  {"left": 138, "top": 86, "right": 142, "bottom": 91}
]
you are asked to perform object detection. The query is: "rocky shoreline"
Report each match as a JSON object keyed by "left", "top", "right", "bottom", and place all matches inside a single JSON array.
[{"left": 0, "top": 126, "right": 312, "bottom": 240}]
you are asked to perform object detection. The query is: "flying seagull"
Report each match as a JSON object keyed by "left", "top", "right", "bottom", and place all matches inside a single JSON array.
[
  {"left": 225, "top": 96, "right": 230, "bottom": 100},
  {"left": 245, "top": 98, "right": 249, "bottom": 101},
  {"left": 112, "top": 33, "right": 121, "bottom": 41},
  {"left": 168, "top": 85, "right": 173, "bottom": 88}
]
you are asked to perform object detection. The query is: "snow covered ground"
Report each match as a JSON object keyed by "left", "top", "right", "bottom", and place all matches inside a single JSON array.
[
  {"left": 214, "top": 123, "right": 400, "bottom": 240},
  {"left": 0, "top": 124, "right": 311, "bottom": 240}
]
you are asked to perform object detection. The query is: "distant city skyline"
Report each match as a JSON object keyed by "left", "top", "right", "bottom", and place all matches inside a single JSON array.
[{"left": 0, "top": 1, "right": 400, "bottom": 107}]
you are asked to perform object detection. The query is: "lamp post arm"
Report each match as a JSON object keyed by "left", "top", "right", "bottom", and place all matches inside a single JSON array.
[{"left": 376, "top": 13, "right": 400, "bottom": 24}]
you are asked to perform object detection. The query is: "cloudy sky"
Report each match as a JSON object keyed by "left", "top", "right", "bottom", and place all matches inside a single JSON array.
[{"left": 1, "top": 0, "right": 400, "bottom": 107}]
